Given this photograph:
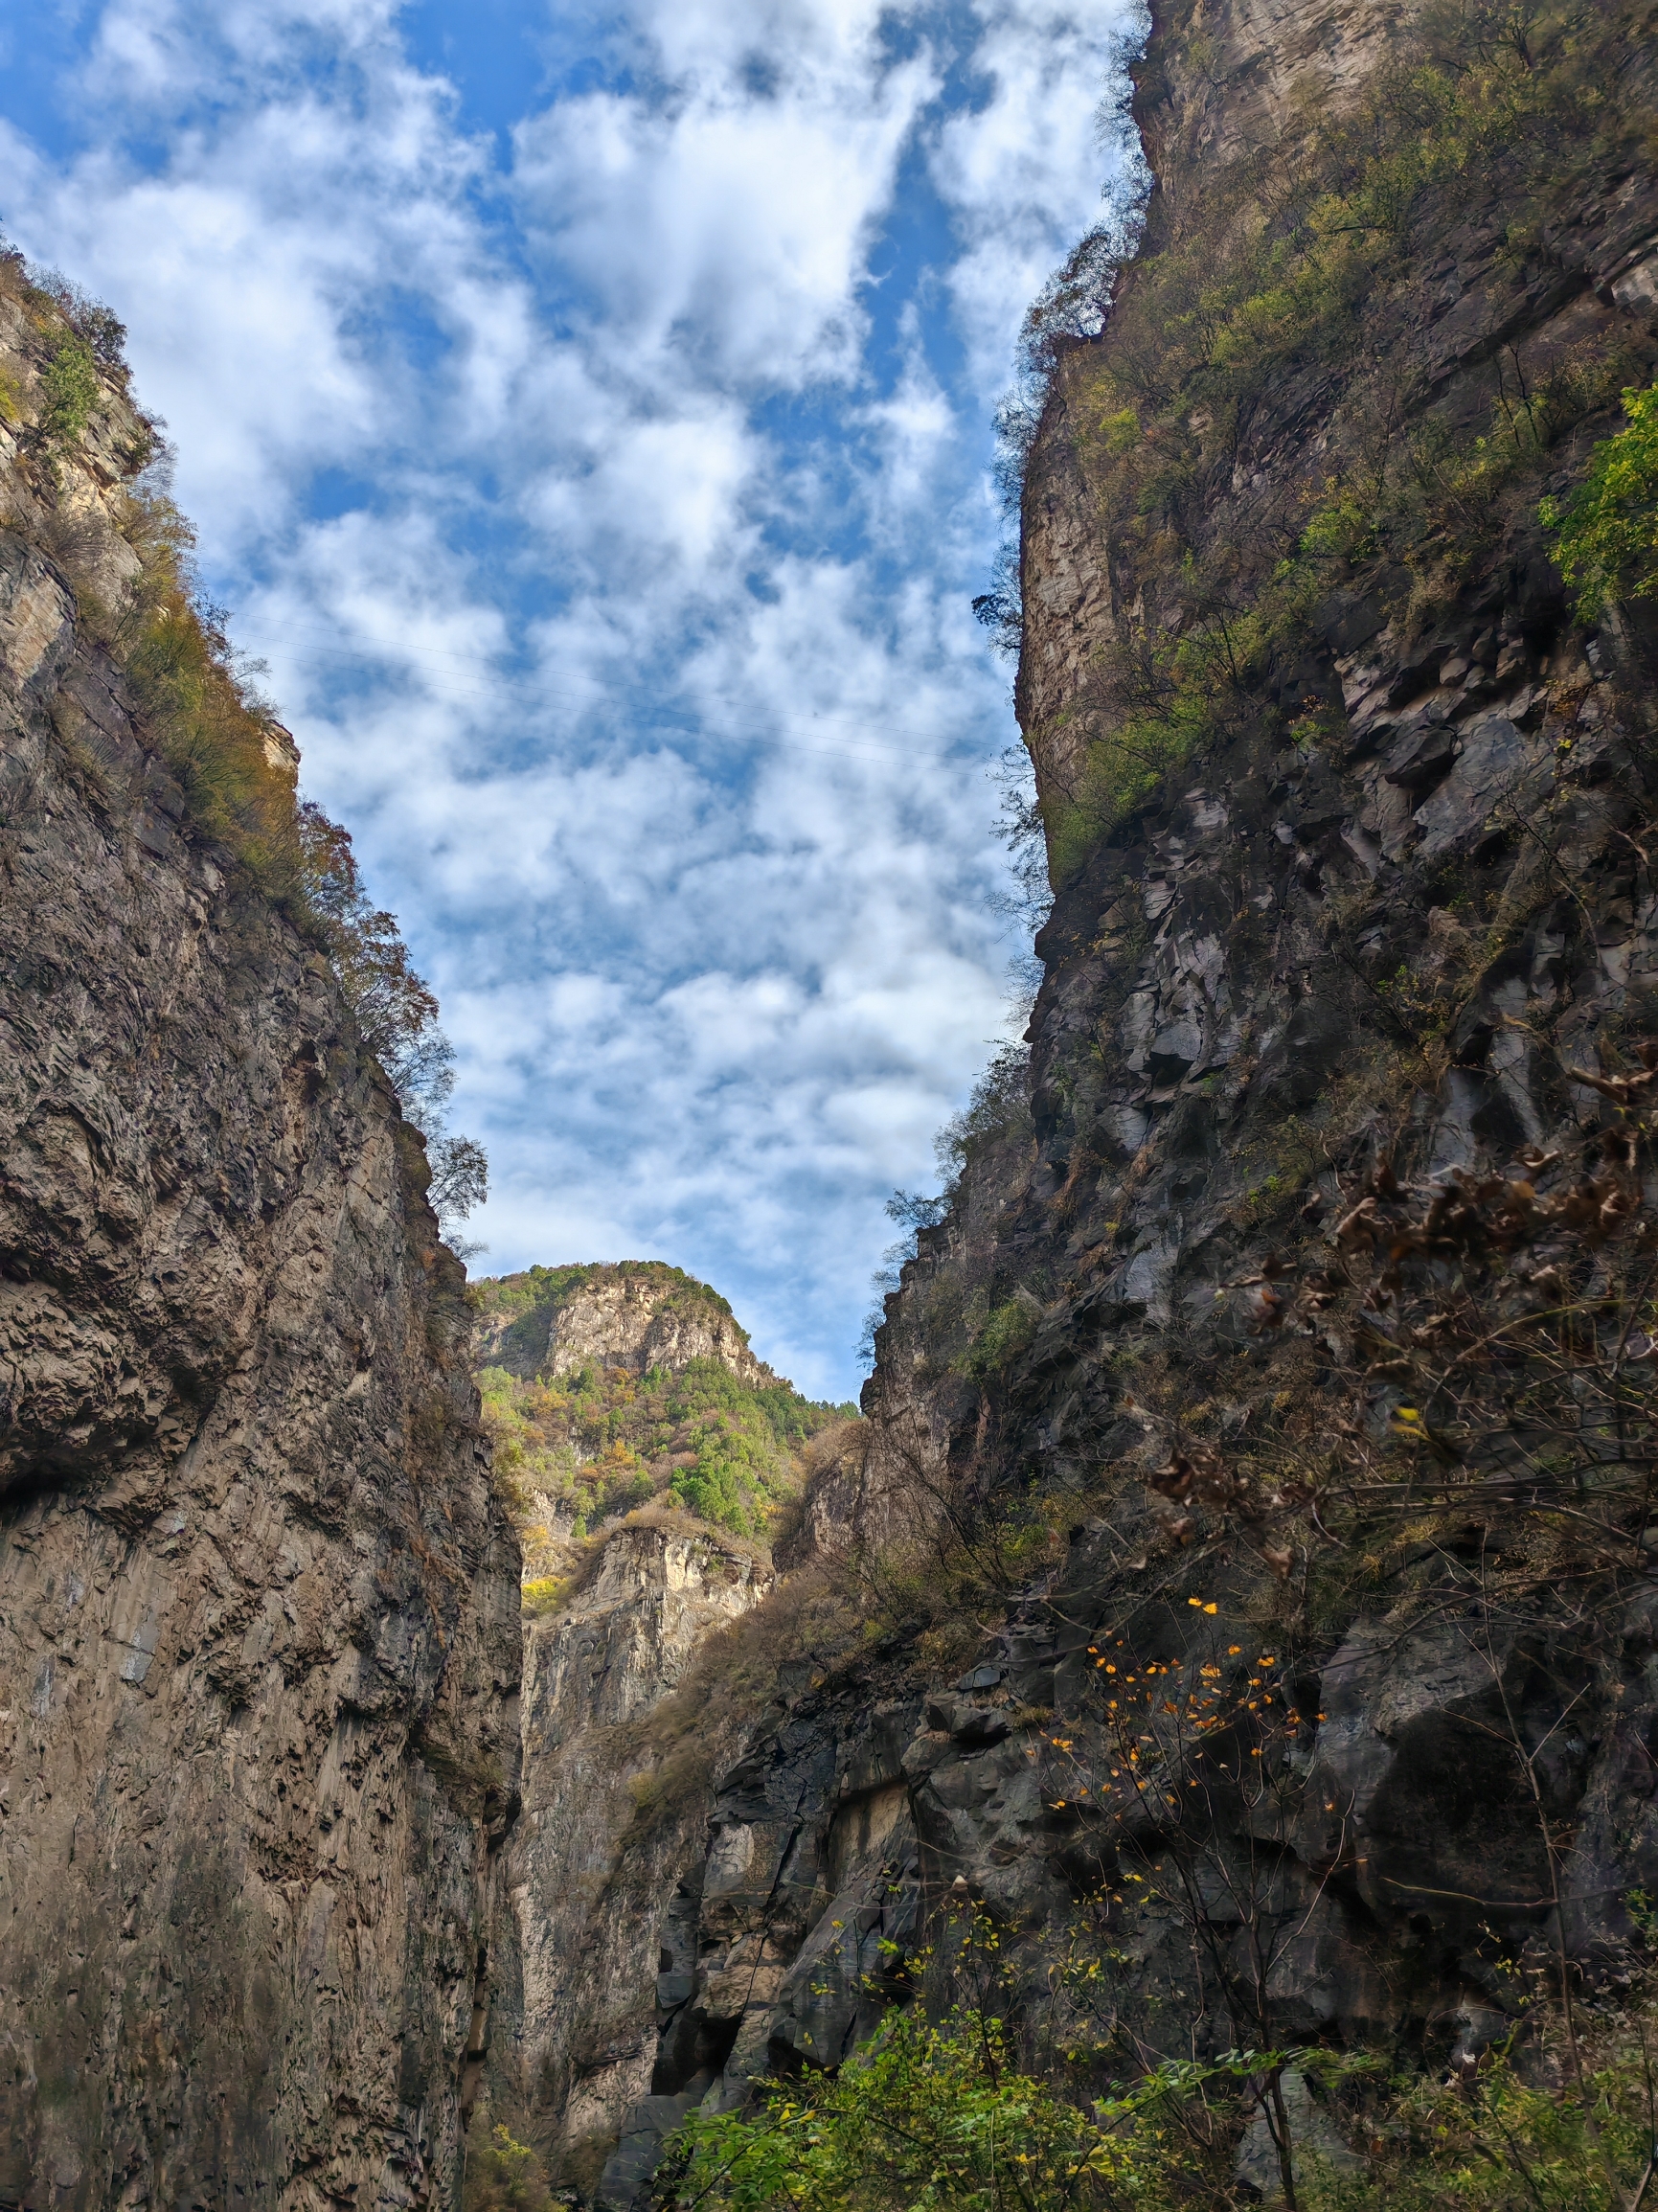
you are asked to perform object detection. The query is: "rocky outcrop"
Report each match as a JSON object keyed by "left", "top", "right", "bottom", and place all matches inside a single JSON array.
[
  {"left": 495, "top": 1520, "right": 771, "bottom": 2187},
  {"left": 608, "top": 1667, "right": 923, "bottom": 2185},
  {"left": 0, "top": 271, "right": 520, "bottom": 2205},
  {"left": 477, "top": 1263, "right": 775, "bottom": 1389}
]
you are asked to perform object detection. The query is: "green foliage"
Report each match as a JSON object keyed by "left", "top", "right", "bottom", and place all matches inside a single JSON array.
[
  {"left": 935, "top": 1043, "right": 1033, "bottom": 1194},
  {"left": 665, "top": 2007, "right": 1658, "bottom": 2212},
  {"left": 1306, "top": 2037, "right": 1658, "bottom": 2211},
  {"left": 295, "top": 804, "right": 487, "bottom": 1224},
  {"left": 1543, "top": 378, "right": 1658, "bottom": 621},
  {"left": 474, "top": 1300, "right": 852, "bottom": 1539},
  {"left": 478, "top": 1261, "right": 738, "bottom": 1377},
  {"left": 463, "top": 2123, "right": 553, "bottom": 2212},
  {"left": 660, "top": 2006, "right": 1249, "bottom": 2212},
  {"left": 111, "top": 492, "right": 304, "bottom": 879},
  {"left": 966, "top": 1295, "right": 1041, "bottom": 1379},
  {"left": 297, "top": 802, "right": 441, "bottom": 1065},
  {"left": 20, "top": 257, "right": 130, "bottom": 372},
  {"left": 38, "top": 330, "right": 98, "bottom": 446}
]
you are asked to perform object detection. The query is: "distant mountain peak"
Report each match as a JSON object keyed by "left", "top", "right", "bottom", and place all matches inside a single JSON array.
[{"left": 473, "top": 1258, "right": 776, "bottom": 1388}]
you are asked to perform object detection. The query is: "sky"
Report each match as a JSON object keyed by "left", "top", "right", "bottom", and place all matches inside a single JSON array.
[{"left": 1, "top": 0, "right": 1144, "bottom": 1400}]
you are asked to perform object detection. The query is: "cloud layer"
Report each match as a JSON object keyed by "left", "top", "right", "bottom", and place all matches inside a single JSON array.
[{"left": 2, "top": 0, "right": 1142, "bottom": 1396}]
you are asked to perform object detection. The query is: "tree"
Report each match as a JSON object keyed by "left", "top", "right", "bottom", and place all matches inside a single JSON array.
[{"left": 297, "top": 802, "right": 488, "bottom": 1239}]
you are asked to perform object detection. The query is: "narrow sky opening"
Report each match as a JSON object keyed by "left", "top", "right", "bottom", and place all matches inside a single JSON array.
[{"left": 0, "top": 0, "right": 1145, "bottom": 1397}]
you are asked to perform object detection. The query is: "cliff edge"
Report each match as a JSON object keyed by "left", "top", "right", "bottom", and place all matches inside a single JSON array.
[{"left": 0, "top": 261, "right": 521, "bottom": 2205}]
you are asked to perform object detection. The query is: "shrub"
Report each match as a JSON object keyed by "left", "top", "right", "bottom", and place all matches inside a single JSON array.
[
  {"left": 1543, "top": 378, "right": 1658, "bottom": 621},
  {"left": 659, "top": 2004, "right": 1258, "bottom": 2212},
  {"left": 293, "top": 803, "right": 487, "bottom": 1230},
  {"left": 463, "top": 2124, "right": 553, "bottom": 2212},
  {"left": 1305, "top": 2031, "right": 1658, "bottom": 2211},
  {"left": 965, "top": 1292, "right": 1040, "bottom": 1379},
  {"left": 23, "top": 261, "right": 129, "bottom": 369},
  {"left": 39, "top": 330, "right": 99, "bottom": 447},
  {"left": 112, "top": 493, "right": 301, "bottom": 879}
]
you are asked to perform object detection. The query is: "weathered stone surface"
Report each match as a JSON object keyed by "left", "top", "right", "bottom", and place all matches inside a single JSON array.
[
  {"left": 604, "top": 1680, "right": 923, "bottom": 2185},
  {"left": 0, "top": 279, "right": 520, "bottom": 2207},
  {"left": 476, "top": 1265, "right": 775, "bottom": 1389},
  {"left": 498, "top": 1520, "right": 772, "bottom": 2185}
]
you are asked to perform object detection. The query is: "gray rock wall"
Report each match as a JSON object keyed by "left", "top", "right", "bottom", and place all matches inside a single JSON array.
[
  {"left": 501, "top": 1522, "right": 771, "bottom": 2185},
  {"left": 0, "top": 274, "right": 521, "bottom": 2209},
  {"left": 591, "top": 4, "right": 1658, "bottom": 2197}
]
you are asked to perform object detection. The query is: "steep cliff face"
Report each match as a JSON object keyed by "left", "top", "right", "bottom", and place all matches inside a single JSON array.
[
  {"left": 469, "top": 1266, "right": 841, "bottom": 2191},
  {"left": 503, "top": 1521, "right": 772, "bottom": 2188},
  {"left": 591, "top": 5, "right": 1658, "bottom": 2197},
  {"left": 0, "top": 269, "right": 521, "bottom": 2206},
  {"left": 476, "top": 1264, "right": 773, "bottom": 1390}
]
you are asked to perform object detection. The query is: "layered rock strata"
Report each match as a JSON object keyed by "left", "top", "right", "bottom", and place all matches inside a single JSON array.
[{"left": 0, "top": 278, "right": 520, "bottom": 2206}]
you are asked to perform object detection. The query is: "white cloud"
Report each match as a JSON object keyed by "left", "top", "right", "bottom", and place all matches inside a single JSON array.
[{"left": 4, "top": 0, "right": 1142, "bottom": 1396}]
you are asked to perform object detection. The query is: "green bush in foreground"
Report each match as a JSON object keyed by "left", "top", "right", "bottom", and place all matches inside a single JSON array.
[
  {"left": 658, "top": 1995, "right": 1658, "bottom": 2212},
  {"left": 658, "top": 2008, "right": 1275, "bottom": 2212}
]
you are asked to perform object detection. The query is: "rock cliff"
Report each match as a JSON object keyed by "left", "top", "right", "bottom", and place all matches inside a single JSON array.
[
  {"left": 502, "top": 1519, "right": 772, "bottom": 2191},
  {"left": 471, "top": 1261, "right": 844, "bottom": 2191},
  {"left": 16, "top": 0, "right": 1658, "bottom": 2199},
  {"left": 580, "top": 2, "right": 1658, "bottom": 2199},
  {"left": 476, "top": 1264, "right": 774, "bottom": 1392},
  {"left": 0, "top": 262, "right": 521, "bottom": 2206}
]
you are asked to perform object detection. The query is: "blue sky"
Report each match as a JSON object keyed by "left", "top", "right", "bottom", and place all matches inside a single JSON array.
[{"left": 2, "top": 0, "right": 1142, "bottom": 1398}]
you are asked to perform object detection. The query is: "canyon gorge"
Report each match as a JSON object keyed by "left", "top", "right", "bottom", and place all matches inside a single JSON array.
[{"left": 6, "top": 0, "right": 1658, "bottom": 2205}]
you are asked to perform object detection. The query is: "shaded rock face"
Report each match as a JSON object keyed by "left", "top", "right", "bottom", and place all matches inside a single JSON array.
[
  {"left": 500, "top": 1524, "right": 771, "bottom": 2183},
  {"left": 600, "top": 1678, "right": 924, "bottom": 2204},
  {"left": 0, "top": 295, "right": 520, "bottom": 2205},
  {"left": 593, "top": 4, "right": 1658, "bottom": 2197}
]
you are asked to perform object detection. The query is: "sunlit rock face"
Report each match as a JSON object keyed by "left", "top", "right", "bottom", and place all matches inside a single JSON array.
[
  {"left": 0, "top": 278, "right": 520, "bottom": 2209},
  {"left": 471, "top": 1250, "right": 792, "bottom": 2187},
  {"left": 500, "top": 1520, "right": 773, "bottom": 2192},
  {"left": 475, "top": 1262, "right": 776, "bottom": 1388}
]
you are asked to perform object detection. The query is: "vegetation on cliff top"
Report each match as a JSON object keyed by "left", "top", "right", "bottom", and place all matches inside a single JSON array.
[
  {"left": 473, "top": 1262, "right": 853, "bottom": 1543},
  {"left": 477, "top": 1260, "right": 742, "bottom": 1371},
  {"left": 0, "top": 246, "right": 486, "bottom": 1233}
]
